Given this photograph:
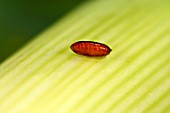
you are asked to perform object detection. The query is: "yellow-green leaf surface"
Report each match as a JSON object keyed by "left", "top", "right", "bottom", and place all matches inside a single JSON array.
[{"left": 0, "top": 0, "right": 170, "bottom": 113}]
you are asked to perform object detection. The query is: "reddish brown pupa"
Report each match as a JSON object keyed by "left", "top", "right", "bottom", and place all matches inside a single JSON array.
[{"left": 70, "top": 41, "right": 111, "bottom": 57}]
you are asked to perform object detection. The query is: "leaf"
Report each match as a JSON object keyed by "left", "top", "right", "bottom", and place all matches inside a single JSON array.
[{"left": 0, "top": 0, "right": 170, "bottom": 113}]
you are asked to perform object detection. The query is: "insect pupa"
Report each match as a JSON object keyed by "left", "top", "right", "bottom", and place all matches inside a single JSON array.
[{"left": 70, "top": 41, "right": 111, "bottom": 57}]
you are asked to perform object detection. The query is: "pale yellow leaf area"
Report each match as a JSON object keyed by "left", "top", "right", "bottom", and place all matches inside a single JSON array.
[{"left": 0, "top": 0, "right": 170, "bottom": 113}]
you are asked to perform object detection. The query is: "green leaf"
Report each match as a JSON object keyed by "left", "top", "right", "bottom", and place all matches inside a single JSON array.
[{"left": 0, "top": 0, "right": 170, "bottom": 113}]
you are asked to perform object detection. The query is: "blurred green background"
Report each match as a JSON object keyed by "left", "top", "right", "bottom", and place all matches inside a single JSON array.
[{"left": 0, "top": 0, "right": 85, "bottom": 63}]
